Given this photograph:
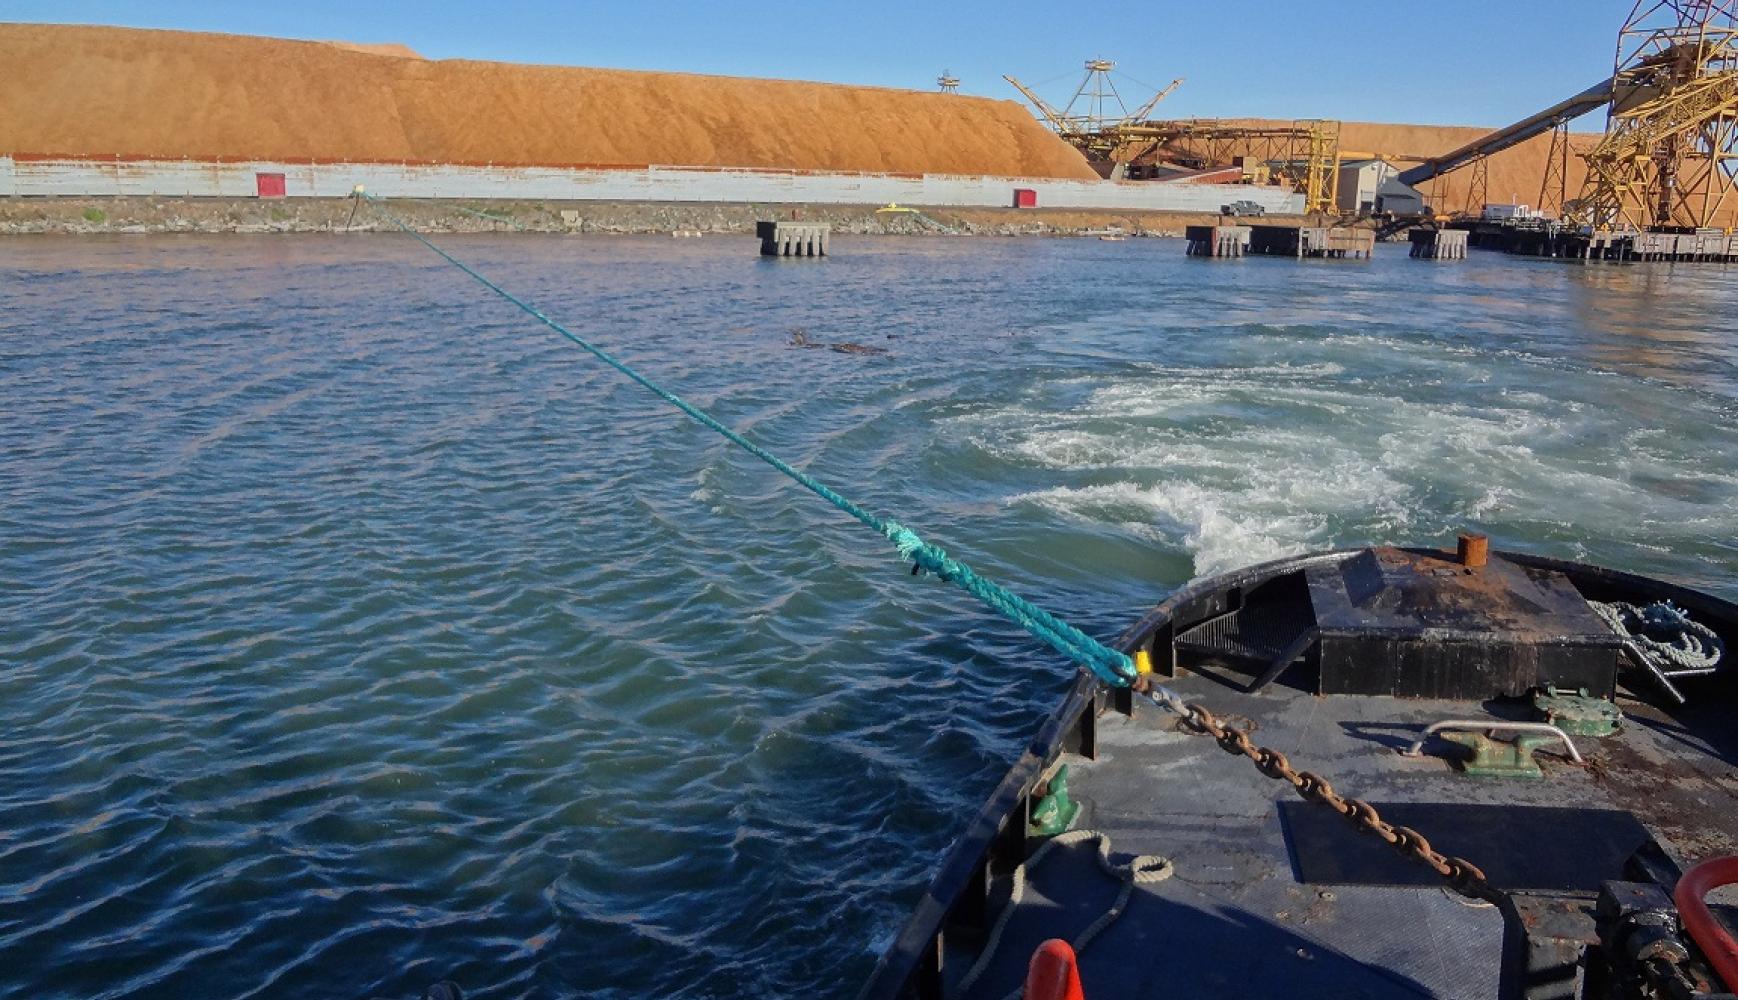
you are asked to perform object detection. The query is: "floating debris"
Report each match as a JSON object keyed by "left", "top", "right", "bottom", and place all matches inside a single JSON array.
[{"left": 788, "top": 329, "right": 889, "bottom": 356}]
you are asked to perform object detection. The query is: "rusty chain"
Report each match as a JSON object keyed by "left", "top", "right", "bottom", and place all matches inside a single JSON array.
[{"left": 1140, "top": 681, "right": 1504, "bottom": 905}]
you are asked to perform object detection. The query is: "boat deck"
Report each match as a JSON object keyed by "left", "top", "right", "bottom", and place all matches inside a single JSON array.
[{"left": 948, "top": 660, "right": 1738, "bottom": 999}]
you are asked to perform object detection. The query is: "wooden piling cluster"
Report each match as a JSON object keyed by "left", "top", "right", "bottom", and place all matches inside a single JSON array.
[
  {"left": 1184, "top": 225, "right": 1251, "bottom": 257},
  {"left": 757, "top": 221, "right": 830, "bottom": 257},
  {"left": 1409, "top": 228, "right": 1468, "bottom": 260}
]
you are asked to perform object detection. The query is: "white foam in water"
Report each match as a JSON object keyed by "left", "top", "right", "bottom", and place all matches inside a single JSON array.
[
  {"left": 964, "top": 331, "right": 1738, "bottom": 581},
  {"left": 1015, "top": 480, "right": 1330, "bottom": 577}
]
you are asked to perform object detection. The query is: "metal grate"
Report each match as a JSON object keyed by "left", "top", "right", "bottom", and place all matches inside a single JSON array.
[{"left": 1175, "top": 577, "right": 1315, "bottom": 664}]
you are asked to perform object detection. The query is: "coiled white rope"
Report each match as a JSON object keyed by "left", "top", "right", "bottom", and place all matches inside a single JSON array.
[
  {"left": 952, "top": 829, "right": 1174, "bottom": 1000},
  {"left": 1592, "top": 599, "right": 1725, "bottom": 674}
]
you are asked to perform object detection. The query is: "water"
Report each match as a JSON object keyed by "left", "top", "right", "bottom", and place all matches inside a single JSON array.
[{"left": 3, "top": 233, "right": 1736, "bottom": 1000}]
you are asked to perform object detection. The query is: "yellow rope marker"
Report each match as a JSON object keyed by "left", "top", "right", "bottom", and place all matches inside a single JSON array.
[{"left": 1135, "top": 648, "right": 1154, "bottom": 675}]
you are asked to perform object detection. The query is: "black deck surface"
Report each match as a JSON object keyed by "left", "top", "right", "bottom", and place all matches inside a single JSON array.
[
  {"left": 1279, "top": 802, "right": 1651, "bottom": 892},
  {"left": 947, "top": 657, "right": 1738, "bottom": 1000}
]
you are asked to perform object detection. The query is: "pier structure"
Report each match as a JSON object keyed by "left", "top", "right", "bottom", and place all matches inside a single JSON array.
[
  {"left": 1455, "top": 219, "right": 1738, "bottom": 262},
  {"left": 1246, "top": 224, "right": 1374, "bottom": 259},
  {"left": 1408, "top": 228, "right": 1468, "bottom": 260},
  {"left": 757, "top": 221, "right": 830, "bottom": 257},
  {"left": 1623, "top": 229, "right": 1738, "bottom": 262},
  {"left": 1184, "top": 224, "right": 1250, "bottom": 257}
]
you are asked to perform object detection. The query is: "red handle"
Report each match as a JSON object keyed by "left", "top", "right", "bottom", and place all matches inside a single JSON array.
[{"left": 1675, "top": 855, "right": 1738, "bottom": 992}]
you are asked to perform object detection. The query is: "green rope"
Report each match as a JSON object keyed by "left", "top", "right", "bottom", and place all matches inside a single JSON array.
[{"left": 358, "top": 193, "right": 1137, "bottom": 687}]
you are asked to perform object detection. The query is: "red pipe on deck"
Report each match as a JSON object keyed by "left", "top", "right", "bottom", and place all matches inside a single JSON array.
[{"left": 1675, "top": 856, "right": 1738, "bottom": 992}]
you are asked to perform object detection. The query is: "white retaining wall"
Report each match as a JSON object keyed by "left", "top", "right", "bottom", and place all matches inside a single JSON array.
[{"left": 0, "top": 156, "right": 1306, "bottom": 214}]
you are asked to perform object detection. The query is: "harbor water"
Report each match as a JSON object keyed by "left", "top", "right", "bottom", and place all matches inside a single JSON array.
[{"left": 3, "top": 234, "right": 1737, "bottom": 999}]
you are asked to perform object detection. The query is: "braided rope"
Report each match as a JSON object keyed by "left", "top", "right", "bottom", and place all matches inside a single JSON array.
[
  {"left": 358, "top": 194, "right": 1138, "bottom": 687},
  {"left": 952, "top": 829, "right": 1173, "bottom": 1000}
]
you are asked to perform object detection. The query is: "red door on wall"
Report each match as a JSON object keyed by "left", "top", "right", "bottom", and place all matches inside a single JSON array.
[{"left": 256, "top": 172, "right": 287, "bottom": 198}]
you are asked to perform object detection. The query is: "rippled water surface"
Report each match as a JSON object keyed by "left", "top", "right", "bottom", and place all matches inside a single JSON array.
[{"left": 4, "top": 234, "right": 1737, "bottom": 999}]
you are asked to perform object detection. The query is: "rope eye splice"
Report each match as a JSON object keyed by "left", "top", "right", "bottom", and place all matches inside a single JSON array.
[{"left": 354, "top": 193, "right": 1144, "bottom": 693}]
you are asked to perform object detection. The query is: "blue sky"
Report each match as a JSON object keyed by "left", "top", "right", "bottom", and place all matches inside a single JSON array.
[{"left": 10, "top": 1, "right": 1625, "bottom": 127}]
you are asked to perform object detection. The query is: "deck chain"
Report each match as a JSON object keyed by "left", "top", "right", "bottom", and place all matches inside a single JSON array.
[{"left": 1176, "top": 698, "right": 1503, "bottom": 904}]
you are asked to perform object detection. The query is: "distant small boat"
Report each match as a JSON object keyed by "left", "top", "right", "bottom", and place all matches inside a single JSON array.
[
  {"left": 1098, "top": 234, "right": 1126, "bottom": 241},
  {"left": 671, "top": 229, "right": 704, "bottom": 238}
]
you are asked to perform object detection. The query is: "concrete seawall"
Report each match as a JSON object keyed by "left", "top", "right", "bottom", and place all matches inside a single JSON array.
[{"left": 0, "top": 156, "right": 1305, "bottom": 215}]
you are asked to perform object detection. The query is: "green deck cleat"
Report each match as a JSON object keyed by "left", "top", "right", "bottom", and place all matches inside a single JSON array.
[{"left": 1028, "top": 764, "right": 1081, "bottom": 836}]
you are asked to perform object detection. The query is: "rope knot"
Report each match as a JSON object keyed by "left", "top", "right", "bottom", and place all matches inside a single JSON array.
[{"left": 883, "top": 521, "right": 924, "bottom": 560}]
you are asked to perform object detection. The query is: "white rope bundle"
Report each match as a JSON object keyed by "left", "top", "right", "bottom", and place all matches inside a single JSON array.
[
  {"left": 1592, "top": 599, "right": 1725, "bottom": 674},
  {"left": 952, "top": 829, "right": 1174, "bottom": 1000}
]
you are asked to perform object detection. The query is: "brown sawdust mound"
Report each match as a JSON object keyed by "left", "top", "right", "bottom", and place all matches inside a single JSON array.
[
  {"left": 320, "top": 41, "right": 424, "bottom": 60},
  {"left": 12, "top": 22, "right": 1728, "bottom": 221},
  {"left": 0, "top": 22, "right": 1099, "bottom": 179}
]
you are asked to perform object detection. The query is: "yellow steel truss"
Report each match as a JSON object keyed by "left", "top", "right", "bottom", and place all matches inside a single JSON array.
[
  {"left": 1299, "top": 119, "right": 1342, "bottom": 215},
  {"left": 1074, "top": 119, "right": 1344, "bottom": 211},
  {"left": 1575, "top": 1, "right": 1738, "bottom": 229},
  {"left": 1581, "top": 68, "right": 1738, "bottom": 227}
]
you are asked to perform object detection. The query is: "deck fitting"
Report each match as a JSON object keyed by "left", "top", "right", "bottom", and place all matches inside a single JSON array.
[
  {"left": 1440, "top": 730, "right": 1554, "bottom": 778},
  {"left": 1028, "top": 764, "right": 1080, "bottom": 836},
  {"left": 1534, "top": 686, "right": 1622, "bottom": 737}
]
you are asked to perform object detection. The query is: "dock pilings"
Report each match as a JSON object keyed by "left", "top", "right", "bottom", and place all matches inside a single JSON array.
[
  {"left": 757, "top": 221, "right": 830, "bottom": 257},
  {"left": 1409, "top": 228, "right": 1468, "bottom": 260},
  {"left": 1185, "top": 225, "right": 1250, "bottom": 257}
]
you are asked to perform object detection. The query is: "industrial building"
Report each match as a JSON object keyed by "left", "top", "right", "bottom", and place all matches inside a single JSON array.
[{"left": 1335, "top": 159, "right": 1401, "bottom": 214}]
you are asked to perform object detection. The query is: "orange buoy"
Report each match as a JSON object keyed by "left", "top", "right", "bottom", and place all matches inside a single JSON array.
[{"left": 1024, "top": 939, "right": 1085, "bottom": 1000}]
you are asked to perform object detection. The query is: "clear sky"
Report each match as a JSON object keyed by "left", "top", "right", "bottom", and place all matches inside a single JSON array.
[{"left": 9, "top": 1, "right": 1628, "bottom": 128}]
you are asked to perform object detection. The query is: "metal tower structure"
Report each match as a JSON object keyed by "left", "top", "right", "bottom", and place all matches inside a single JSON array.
[
  {"left": 1577, "top": 0, "right": 1738, "bottom": 229},
  {"left": 1004, "top": 61, "right": 1342, "bottom": 205},
  {"left": 1464, "top": 153, "right": 1491, "bottom": 215},
  {"left": 937, "top": 71, "right": 960, "bottom": 94},
  {"left": 1299, "top": 119, "right": 1343, "bottom": 215},
  {"left": 1005, "top": 61, "right": 1182, "bottom": 138},
  {"left": 1064, "top": 59, "right": 1130, "bottom": 132},
  {"left": 1539, "top": 121, "right": 1574, "bottom": 217}
]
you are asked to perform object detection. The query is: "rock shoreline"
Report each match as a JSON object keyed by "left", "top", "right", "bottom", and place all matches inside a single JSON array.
[{"left": 0, "top": 197, "right": 1311, "bottom": 238}]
